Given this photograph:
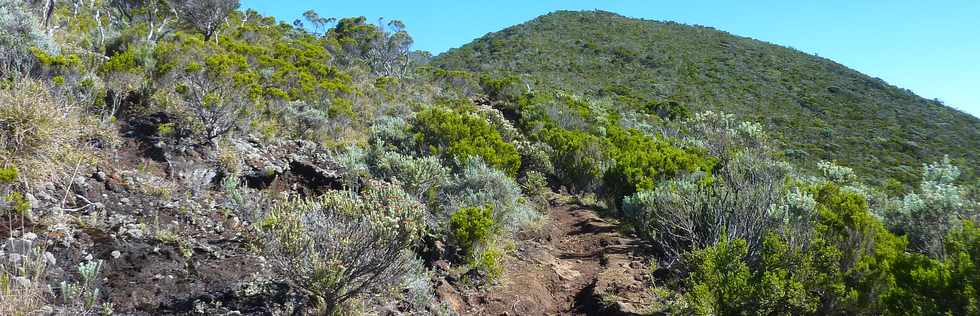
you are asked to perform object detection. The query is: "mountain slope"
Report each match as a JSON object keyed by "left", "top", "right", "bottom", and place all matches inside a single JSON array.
[{"left": 432, "top": 10, "right": 980, "bottom": 187}]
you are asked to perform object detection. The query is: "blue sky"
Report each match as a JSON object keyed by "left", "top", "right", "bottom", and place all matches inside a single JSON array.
[{"left": 242, "top": 0, "right": 980, "bottom": 118}]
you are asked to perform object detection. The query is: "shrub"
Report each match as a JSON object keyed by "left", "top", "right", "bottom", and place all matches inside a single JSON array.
[
  {"left": 889, "top": 156, "right": 978, "bottom": 258},
  {"left": 473, "top": 245, "right": 504, "bottom": 281},
  {"left": 515, "top": 140, "right": 555, "bottom": 176},
  {"left": 681, "top": 183, "right": 908, "bottom": 315},
  {"left": 370, "top": 150, "right": 448, "bottom": 201},
  {"left": 169, "top": 0, "right": 240, "bottom": 41},
  {"left": 260, "top": 181, "right": 424, "bottom": 314},
  {"left": 413, "top": 106, "right": 521, "bottom": 176},
  {"left": 450, "top": 205, "right": 495, "bottom": 256},
  {"left": 0, "top": 0, "right": 54, "bottom": 78},
  {"left": 538, "top": 128, "right": 607, "bottom": 193},
  {"left": 58, "top": 260, "right": 108, "bottom": 314},
  {"left": 520, "top": 170, "right": 550, "bottom": 209},
  {"left": 884, "top": 220, "right": 980, "bottom": 315},
  {"left": 623, "top": 151, "right": 788, "bottom": 262},
  {"left": 681, "top": 111, "right": 768, "bottom": 161},
  {"left": 602, "top": 126, "right": 715, "bottom": 207},
  {"left": 0, "top": 236, "right": 49, "bottom": 316},
  {"left": 279, "top": 101, "right": 333, "bottom": 144},
  {"left": 370, "top": 116, "right": 415, "bottom": 151},
  {"left": 684, "top": 237, "right": 754, "bottom": 315},
  {"left": 480, "top": 74, "right": 525, "bottom": 104},
  {"left": 0, "top": 166, "right": 16, "bottom": 184},
  {"left": 333, "top": 145, "right": 370, "bottom": 189},
  {"left": 443, "top": 158, "right": 539, "bottom": 233},
  {"left": 157, "top": 36, "right": 258, "bottom": 145}
]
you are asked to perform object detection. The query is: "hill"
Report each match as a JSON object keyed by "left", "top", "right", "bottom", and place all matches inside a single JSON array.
[{"left": 432, "top": 10, "right": 980, "bottom": 188}]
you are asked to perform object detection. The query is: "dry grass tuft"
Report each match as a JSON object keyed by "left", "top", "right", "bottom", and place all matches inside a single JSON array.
[{"left": 0, "top": 79, "right": 103, "bottom": 187}]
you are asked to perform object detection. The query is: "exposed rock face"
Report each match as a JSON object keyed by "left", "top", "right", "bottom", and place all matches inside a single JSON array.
[{"left": 233, "top": 137, "right": 343, "bottom": 195}]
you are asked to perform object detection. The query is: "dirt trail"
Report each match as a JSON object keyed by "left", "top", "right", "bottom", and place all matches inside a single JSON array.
[{"left": 439, "top": 198, "right": 656, "bottom": 315}]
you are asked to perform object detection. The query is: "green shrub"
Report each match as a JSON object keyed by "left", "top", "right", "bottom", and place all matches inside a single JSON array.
[
  {"left": 884, "top": 220, "right": 980, "bottom": 315},
  {"left": 623, "top": 151, "right": 786, "bottom": 261},
  {"left": 473, "top": 245, "right": 503, "bottom": 281},
  {"left": 682, "top": 183, "right": 908, "bottom": 314},
  {"left": 370, "top": 150, "right": 448, "bottom": 200},
  {"left": 0, "top": 166, "right": 16, "bottom": 184},
  {"left": 520, "top": 170, "right": 550, "bottom": 209},
  {"left": 4, "top": 191, "right": 30, "bottom": 215},
  {"left": 413, "top": 106, "right": 521, "bottom": 176},
  {"left": 479, "top": 74, "right": 524, "bottom": 103},
  {"left": 538, "top": 127, "right": 607, "bottom": 193},
  {"left": 684, "top": 237, "right": 754, "bottom": 315},
  {"left": 602, "top": 126, "right": 715, "bottom": 206},
  {"left": 444, "top": 158, "right": 539, "bottom": 233},
  {"left": 450, "top": 205, "right": 495, "bottom": 256}
]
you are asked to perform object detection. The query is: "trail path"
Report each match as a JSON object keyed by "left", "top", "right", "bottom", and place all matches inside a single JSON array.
[{"left": 439, "top": 198, "right": 657, "bottom": 315}]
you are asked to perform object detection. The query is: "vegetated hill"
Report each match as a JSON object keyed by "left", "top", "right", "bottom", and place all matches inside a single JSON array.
[{"left": 432, "top": 10, "right": 980, "bottom": 188}]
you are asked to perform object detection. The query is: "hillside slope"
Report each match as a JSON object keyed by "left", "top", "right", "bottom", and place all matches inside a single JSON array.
[{"left": 433, "top": 10, "right": 980, "bottom": 187}]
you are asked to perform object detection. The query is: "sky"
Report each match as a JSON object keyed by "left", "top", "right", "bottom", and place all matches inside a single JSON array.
[{"left": 242, "top": 0, "right": 980, "bottom": 118}]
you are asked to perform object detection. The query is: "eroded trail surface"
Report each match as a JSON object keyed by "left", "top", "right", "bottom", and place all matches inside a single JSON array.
[{"left": 438, "top": 198, "right": 657, "bottom": 315}]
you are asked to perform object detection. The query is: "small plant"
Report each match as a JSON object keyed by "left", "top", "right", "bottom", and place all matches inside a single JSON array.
[
  {"left": 473, "top": 245, "right": 503, "bottom": 281},
  {"left": 0, "top": 237, "right": 49, "bottom": 316},
  {"left": 60, "top": 260, "right": 105, "bottom": 312},
  {"left": 450, "top": 205, "right": 495, "bottom": 256}
]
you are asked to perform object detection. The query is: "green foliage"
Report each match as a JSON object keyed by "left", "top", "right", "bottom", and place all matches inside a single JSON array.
[
  {"left": 622, "top": 148, "right": 786, "bottom": 261},
  {"left": 413, "top": 106, "right": 521, "bottom": 176},
  {"left": 537, "top": 127, "right": 607, "bottom": 193},
  {"left": 885, "top": 156, "right": 979, "bottom": 258},
  {"left": 1, "top": 0, "right": 55, "bottom": 78},
  {"left": 682, "top": 183, "right": 908, "bottom": 314},
  {"left": 520, "top": 170, "right": 550, "bottom": 208},
  {"left": 5, "top": 191, "right": 30, "bottom": 215},
  {"left": 450, "top": 205, "right": 495, "bottom": 256},
  {"left": 684, "top": 237, "right": 754, "bottom": 315},
  {"left": 473, "top": 245, "right": 503, "bottom": 281},
  {"left": 602, "top": 126, "right": 714, "bottom": 206},
  {"left": 884, "top": 221, "right": 980, "bottom": 315},
  {"left": 808, "top": 184, "right": 906, "bottom": 313},
  {"left": 479, "top": 74, "right": 524, "bottom": 103},
  {"left": 0, "top": 166, "right": 17, "bottom": 184},
  {"left": 370, "top": 150, "right": 448, "bottom": 200}
]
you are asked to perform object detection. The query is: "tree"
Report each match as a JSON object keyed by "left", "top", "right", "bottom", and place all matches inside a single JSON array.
[
  {"left": 109, "top": 0, "right": 176, "bottom": 41},
  {"left": 168, "top": 0, "right": 238, "bottom": 41},
  {"left": 157, "top": 36, "right": 256, "bottom": 145},
  {"left": 367, "top": 18, "right": 415, "bottom": 78},
  {"left": 174, "top": 53, "right": 253, "bottom": 145},
  {"left": 302, "top": 9, "right": 334, "bottom": 36}
]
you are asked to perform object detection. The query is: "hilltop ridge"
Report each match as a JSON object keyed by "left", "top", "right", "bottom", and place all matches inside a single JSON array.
[{"left": 434, "top": 10, "right": 980, "bottom": 187}]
